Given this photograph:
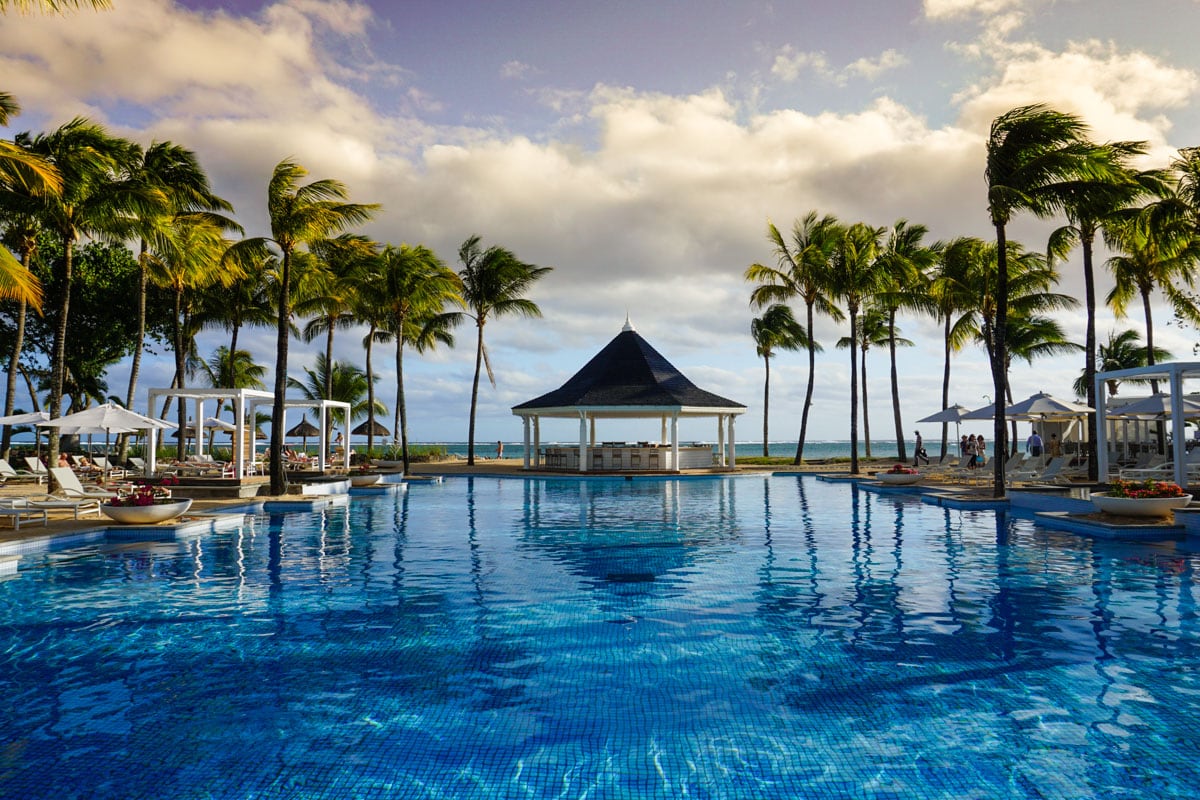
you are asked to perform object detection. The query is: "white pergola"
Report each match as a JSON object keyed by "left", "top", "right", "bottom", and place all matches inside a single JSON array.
[
  {"left": 1096, "top": 362, "right": 1200, "bottom": 487},
  {"left": 145, "top": 388, "right": 351, "bottom": 479},
  {"left": 514, "top": 405, "right": 745, "bottom": 472}
]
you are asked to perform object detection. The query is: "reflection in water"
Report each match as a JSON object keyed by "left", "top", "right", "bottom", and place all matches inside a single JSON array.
[{"left": 5, "top": 477, "right": 1200, "bottom": 797}]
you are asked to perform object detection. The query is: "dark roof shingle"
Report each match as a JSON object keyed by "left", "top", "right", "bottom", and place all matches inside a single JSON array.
[{"left": 513, "top": 329, "right": 744, "bottom": 411}]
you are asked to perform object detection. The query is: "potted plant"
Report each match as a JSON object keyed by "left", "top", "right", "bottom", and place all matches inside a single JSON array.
[
  {"left": 101, "top": 485, "right": 192, "bottom": 524},
  {"left": 1091, "top": 479, "right": 1193, "bottom": 518},
  {"left": 349, "top": 463, "right": 383, "bottom": 486},
  {"left": 876, "top": 463, "right": 922, "bottom": 485}
]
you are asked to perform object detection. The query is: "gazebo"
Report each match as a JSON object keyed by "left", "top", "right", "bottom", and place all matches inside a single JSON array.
[
  {"left": 1096, "top": 362, "right": 1200, "bottom": 487},
  {"left": 511, "top": 319, "right": 746, "bottom": 472}
]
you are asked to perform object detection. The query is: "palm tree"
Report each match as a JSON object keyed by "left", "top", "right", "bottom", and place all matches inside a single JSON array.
[
  {"left": 193, "top": 346, "right": 266, "bottom": 451},
  {"left": 1072, "top": 329, "right": 1171, "bottom": 398},
  {"left": 874, "top": 219, "right": 936, "bottom": 461},
  {"left": 750, "top": 304, "right": 809, "bottom": 457},
  {"left": 745, "top": 212, "right": 844, "bottom": 463},
  {"left": 837, "top": 303, "right": 910, "bottom": 458},
  {"left": 356, "top": 243, "right": 461, "bottom": 470},
  {"left": 0, "top": 93, "right": 55, "bottom": 307},
  {"left": 826, "top": 221, "right": 884, "bottom": 474},
  {"left": 1048, "top": 144, "right": 1162, "bottom": 479},
  {"left": 226, "top": 160, "right": 377, "bottom": 494},
  {"left": 985, "top": 104, "right": 1108, "bottom": 495},
  {"left": 116, "top": 141, "right": 235, "bottom": 438},
  {"left": 149, "top": 215, "right": 239, "bottom": 455},
  {"left": 1105, "top": 214, "right": 1200, "bottom": 389},
  {"left": 17, "top": 119, "right": 149, "bottom": 468},
  {"left": 926, "top": 236, "right": 985, "bottom": 460},
  {"left": 450, "top": 235, "right": 550, "bottom": 466},
  {"left": 295, "top": 233, "right": 378, "bottom": 454},
  {"left": 287, "top": 353, "right": 384, "bottom": 430}
]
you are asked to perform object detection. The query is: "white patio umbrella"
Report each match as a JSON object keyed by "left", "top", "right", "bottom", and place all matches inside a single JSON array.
[
  {"left": 1107, "top": 393, "right": 1200, "bottom": 418},
  {"left": 916, "top": 405, "right": 973, "bottom": 424},
  {"left": 916, "top": 404, "right": 973, "bottom": 447},
  {"left": 0, "top": 411, "right": 51, "bottom": 462},
  {"left": 1004, "top": 391, "right": 1093, "bottom": 420},
  {"left": 40, "top": 403, "right": 176, "bottom": 480}
]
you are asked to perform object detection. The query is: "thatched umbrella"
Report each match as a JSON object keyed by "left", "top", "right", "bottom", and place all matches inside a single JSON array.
[
  {"left": 351, "top": 419, "right": 390, "bottom": 438},
  {"left": 286, "top": 416, "right": 320, "bottom": 452}
]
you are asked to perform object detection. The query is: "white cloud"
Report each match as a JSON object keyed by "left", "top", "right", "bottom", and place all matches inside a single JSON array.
[
  {"left": 771, "top": 45, "right": 907, "bottom": 86},
  {"left": 500, "top": 59, "right": 538, "bottom": 80}
]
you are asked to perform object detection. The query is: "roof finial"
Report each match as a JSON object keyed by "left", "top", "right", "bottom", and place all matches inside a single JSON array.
[{"left": 622, "top": 311, "right": 635, "bottom": 332}]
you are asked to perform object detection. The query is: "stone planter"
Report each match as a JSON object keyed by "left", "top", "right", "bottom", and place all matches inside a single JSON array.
[
  {"left": 101, "top": 499, "right": 193, "bottom": 525},
  {"left": 876, "top": 471, "right": 922, "bottom": 485},
  {"left": 349, "top": 473, "right": 382, "bottom": 487},
  {"left": 1090, "top": 493, "right": 1192, "bottom": 518}
]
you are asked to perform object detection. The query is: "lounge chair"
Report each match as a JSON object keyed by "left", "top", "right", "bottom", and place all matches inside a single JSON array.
[
  {"left": 1010, "top": 456, "right": 1066, "bottom": 484},
  {"left": 22, "top": 457, "right": 49, "bottom": 477},
  {"left": 48, "top": 466, "right": 118, "bottom": 499},
  {"left": 0, "top": 457, "right": 43, "bottom": 484},
  {"left": 0, "top": 498, "right": 48, "bottom": 529},
  {"left": 25, "top": 494, "right": 103, "bottom": 519},
  {"left": 93, "top": 456, "right": 127, "bottom": 479}
]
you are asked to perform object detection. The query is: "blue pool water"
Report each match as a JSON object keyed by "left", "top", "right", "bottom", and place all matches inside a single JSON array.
[{"left": 2, "top": 476, "right": 1200, "bottom": 798}]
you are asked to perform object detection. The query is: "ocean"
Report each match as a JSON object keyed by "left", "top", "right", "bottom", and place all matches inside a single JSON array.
[{"left": 418, "top": 440, "right": 921, "bottom": 462}]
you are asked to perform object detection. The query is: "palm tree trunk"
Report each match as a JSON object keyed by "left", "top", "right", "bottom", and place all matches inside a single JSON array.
[
  {"left": 861, "top": 343, "right": 871, "bottom": 458},
  {"left": 467, "top": 318, "right": 485, "bottom": 466},
  {"left": 762, "top": 354, "right": 770, "bottom": 458},
  {"left": 120, "top": 242, "right": 149, "bottom": 460},
  {"left": 397, "top": 337, "right": 410, "bottom": 472},
  {"left": 1, "top": 237, "right": 31, "bottom": 461},
  {"left": 323, "top": 322, "right": 335, "bottom": 457},
  {"left": 269, "top": 250, "right": 292, "bottom": 495},
  {"left": 47, "top": 234, "right": 74, "bottom": 470},
  {"left": 991, "top": 224, "right": 1009, "bottom": 498},
  {"left": 1141, "top": 288, "right": 1165, "bottom": 453},
  {"left": 1081, "top": 234, "right": 1099, "bottom": 480},
  {"left": 173, "top": 287, "right": 187, "bottom": 461},
  {"left": 849, "top": 308, "right": 860, "bottom": 475},
  {"left": 794, "top": 301, "right": 817, "bottom": 465},
  {"left": 365, "top": 323, "right": 376, "bottom": 458},
  {"left": 889, "top": 310, "right": 905, "bottom": 462},
  {"left": 940, "top": 315, "right": 952, "bottom": 461}
]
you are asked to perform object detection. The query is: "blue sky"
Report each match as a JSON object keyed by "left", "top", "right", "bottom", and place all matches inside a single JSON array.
[{"left": 3, "top": 0, "right": 1200, "bottom": 445}]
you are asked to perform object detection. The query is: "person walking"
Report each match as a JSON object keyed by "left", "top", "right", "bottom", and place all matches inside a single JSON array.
[
  {"left": 966, "top": 434, "right": 978, "bottom": 469},
  {"left": 913, "top": 431, "right": 930, "bottom": 466}
]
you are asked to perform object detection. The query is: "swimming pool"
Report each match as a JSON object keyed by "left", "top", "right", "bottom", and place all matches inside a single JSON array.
[{"left": 2, "top": 475, "right": 1199, "bottom": 798}]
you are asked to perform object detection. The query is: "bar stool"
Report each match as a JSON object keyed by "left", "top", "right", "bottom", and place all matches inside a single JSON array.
[
  {"left": 592, "top": 450, "right": 604, "bottom": 470},
  {"left": 630, "top": 451, "right": 641, "bottom": 469},
  {"left": 648, "top": 450, "right": 660, "bottom": 470}
]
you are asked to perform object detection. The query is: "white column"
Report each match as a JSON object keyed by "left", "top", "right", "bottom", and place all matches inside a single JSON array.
[
  {"left": 579, "top": 412, "right": 588, "bottom": 473},
  {"left": 522, "top": 416, "right": 531, "bottom": 470},
  {"left": 671, "top": 415, "right": 679, "bottom": 472},
  {"left": 533, "top": 417, "right": 541, "bottom": 469},
  {"left": 717, "top": 416, "right": 725, "bottom": 467},
  {"left": 147, "top": 428, "right": 158, "bottom": 477},
  {"left": 1171, "top": 367, "right": 1186, "bottom": 487},
  {"left": 315, "top": 405, "right": 326, "bottom": 472},
  {"left": 729, "top": 415, "right": 737, "bottom": 468},
  {"left": 661, "top": 415, "right": 667, "bottom": 445},
  {"left": 233, "top": 394, "right": 245, "bottom": 479},
  {"left": 1095, "top": 372, "right": 1108, "bottom": 481},
  {"left": 590, "top": 417, "right": 596, "bottom": 446},
  {"left": 196, "top": 400, "right": 206, "bottom": 457}
]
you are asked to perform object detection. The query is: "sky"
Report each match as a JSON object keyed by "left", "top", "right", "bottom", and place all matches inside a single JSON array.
[{"left": 3, "top": 0, "right": 1200, "bottom": 447}]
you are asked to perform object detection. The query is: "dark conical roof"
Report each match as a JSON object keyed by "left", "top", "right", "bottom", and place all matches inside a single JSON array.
[{"left": 513, "top": 327, "right": 744, "bottom": 411}]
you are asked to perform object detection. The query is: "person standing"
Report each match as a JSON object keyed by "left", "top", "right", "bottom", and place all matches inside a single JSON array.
[
  {"left": 1048, "top": 433, "right": 1062, "bottom": 458},
  {"left": 966, "top": 435, "right": 978, "bottom": 469},
  {"left": 496, "top": 440, "right": 504, "bottom": 459},
  {"left": 1026, "top": 430, "right": 1044, "bottom": 462},
  {"left": 913, "top": 431, "right": 930, "bottom": 466},
  {"left": 976, "top": 434, "right": 987, "bottom": 466}
]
